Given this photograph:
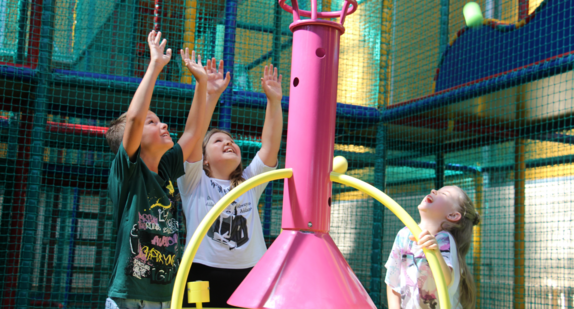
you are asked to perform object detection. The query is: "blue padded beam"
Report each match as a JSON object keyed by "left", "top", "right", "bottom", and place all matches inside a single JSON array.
[
  {"left": 233, "top": 90, "right": 380, "bottom": 122},
  {"left": 381, "top": 52, "right": 574, "bottom": 122},
  {"left": 436, "top": 0, "right": 574, "bottom": 91},
  {"left": 0, "top": 65, "right": 36, "bottom": 81}
]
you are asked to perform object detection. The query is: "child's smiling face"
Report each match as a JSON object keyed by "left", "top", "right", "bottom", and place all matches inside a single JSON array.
[
  {"left": 204, "top": 132, "right": 242, "bottom": 169},
  {"left": 418, "top": 186, "right": 464, "bottom": 223},
  {"left": 141, "top": 111, "right": 174, "bottom": 154}
]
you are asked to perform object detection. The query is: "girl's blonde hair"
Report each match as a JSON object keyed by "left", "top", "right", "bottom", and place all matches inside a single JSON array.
[
  {"left": 202, "top": 129, "right": 245, "bottom": 189},
  {"left": 441, "top": 186, "right": 481, "bottom": 309}
]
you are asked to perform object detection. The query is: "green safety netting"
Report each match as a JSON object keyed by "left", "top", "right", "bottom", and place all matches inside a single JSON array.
[{"left": 0, "top": 0, "right": 573, "bottom": 308}]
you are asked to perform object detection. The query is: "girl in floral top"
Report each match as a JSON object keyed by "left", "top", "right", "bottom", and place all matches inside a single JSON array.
[{"left": 385, "top": 186, "right": 481, "bottom": 309}]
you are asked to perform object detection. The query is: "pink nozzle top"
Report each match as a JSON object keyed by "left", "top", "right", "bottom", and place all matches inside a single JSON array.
[{"left": 279, "top": 0, "right": 358, "bottom": 25}]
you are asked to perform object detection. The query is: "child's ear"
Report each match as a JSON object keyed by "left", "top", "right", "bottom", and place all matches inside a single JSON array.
[{"left": 446, "top": 211, "right": 462, "bottom": 222}]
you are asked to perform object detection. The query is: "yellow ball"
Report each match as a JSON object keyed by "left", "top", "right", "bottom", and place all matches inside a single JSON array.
[{"left": 333, "top": 156, "right": 348, "bottom": 174}]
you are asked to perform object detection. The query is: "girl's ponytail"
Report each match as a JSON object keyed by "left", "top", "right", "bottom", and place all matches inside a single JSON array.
[{"left": 441, "top": 186, "right": 481, "bottom": 309}]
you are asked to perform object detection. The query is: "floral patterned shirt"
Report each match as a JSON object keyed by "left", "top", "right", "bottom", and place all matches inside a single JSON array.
[{"left": 385, "top": 227, "right": 462, "bottom": 309}]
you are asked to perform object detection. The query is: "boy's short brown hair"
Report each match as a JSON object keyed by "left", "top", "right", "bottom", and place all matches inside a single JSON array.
[{"left": 106, "top": 112, "right": 128, "bottom": 154}]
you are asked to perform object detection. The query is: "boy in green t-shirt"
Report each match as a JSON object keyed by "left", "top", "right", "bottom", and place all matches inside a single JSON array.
[{"left": 104, "top": 30, "right": 228, "bottom": 308}]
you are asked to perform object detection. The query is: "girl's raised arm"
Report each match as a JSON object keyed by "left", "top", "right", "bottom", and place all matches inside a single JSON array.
[
  {"left": 186, "top": 58, "right": 230, "bottom": 163},
  {"left": 259, "top": 64, "right": 283, "bottom": 167}
]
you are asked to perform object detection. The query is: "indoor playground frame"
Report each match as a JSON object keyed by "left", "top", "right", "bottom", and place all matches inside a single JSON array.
[{"left": 0, "top": 0, "right": 573, "bottom": 308}]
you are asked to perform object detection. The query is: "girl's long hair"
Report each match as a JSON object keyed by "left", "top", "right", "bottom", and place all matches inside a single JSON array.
[
  {"left": 441, "top": 186, "right": 481, "bottom": 309},
  {"left": 202, "top": 129, "right": 245, "bottom": 189}
]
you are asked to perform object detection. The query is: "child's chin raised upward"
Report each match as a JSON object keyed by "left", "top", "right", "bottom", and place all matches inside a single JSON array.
[
  {"left": 417, "top": 201, "right": 436, "bottom": 213},
  {"left": 221, "top": 151, "right": 240, "bottom": 159},
  {"left": 142, "top": 138, "right": 174, "bottom": 154}
]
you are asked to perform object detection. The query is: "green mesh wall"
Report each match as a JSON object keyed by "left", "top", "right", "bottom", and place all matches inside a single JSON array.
[
  {"left": 384, "top": 0, "right": 574, "bottom": 308},
  {"left": 0, "top": 0, "right": 384, "bottom": 307},
  {"left": 0, "top": 0, "right": 573, "bottom": 308}
]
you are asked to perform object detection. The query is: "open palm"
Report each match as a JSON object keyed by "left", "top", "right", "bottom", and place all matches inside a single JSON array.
[
  {"left": 205, "top": 58, "right": 231, "bottom": 96},
  {"left": 180, "top": 48, "right": 207, "bottom": 81},
  {"left": 261, "top": 64, "right": 282, "bottom": 102},
  {"left": 148, "top": 31, "right": 172, "bottom": 68}
]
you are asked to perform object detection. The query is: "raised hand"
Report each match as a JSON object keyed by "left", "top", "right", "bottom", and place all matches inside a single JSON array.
[
  {"left": 205, "top": 58, "right": 231, "bottom": 96},
  {"left": 148, "top": 30, "right": 172, "bottom": 69},
  {"left": 180, "top": 48, "right": 207, "bottom": 82},
  {"left": 261, "top": 64, "right": 283, "bottom": 102}
]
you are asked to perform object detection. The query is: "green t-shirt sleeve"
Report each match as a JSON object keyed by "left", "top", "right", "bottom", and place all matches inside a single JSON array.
[
  {"left": 158, "top": 143, "right": 185, "bottom": 182},
  {"left": 108, "top": 142, "right": 142, "bottom": 222},
  {"left": 111, "top": 142, "right": 141, "bottom": 181}
]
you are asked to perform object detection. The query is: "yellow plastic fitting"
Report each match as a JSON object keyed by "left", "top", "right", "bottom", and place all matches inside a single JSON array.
[{"left": 186, "top": 281, "right": 210, "bottom": 309}]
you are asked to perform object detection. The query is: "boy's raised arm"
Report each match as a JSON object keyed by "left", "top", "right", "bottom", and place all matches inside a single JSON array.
[
  {"left": 259, "top": 64, "right": 283, "bottom": 167},
  {"left": 186, "top": 58, "right": 231, "bottom": 163},
  {"left": 177, "top": 48, "right": 209, "bottom": 160},
  {"left": 123, "top": 31, "right": 172, "bottom": 160}
]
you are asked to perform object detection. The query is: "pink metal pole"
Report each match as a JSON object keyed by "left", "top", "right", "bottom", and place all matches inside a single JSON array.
[
  {"left": 280, "top": 20, "right": 341, "bottom": 233},
  {"left": 311, "top": 0, "right": 317, "bottom": 20},
  {"left": 291, "top": 0, "right": 300, "bottom": 23},
  {"left": 228, "top": 1, "right": 374, "bottom": 308}
]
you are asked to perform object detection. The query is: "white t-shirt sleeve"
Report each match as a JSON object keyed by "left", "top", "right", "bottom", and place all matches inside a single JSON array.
[
  {"left": 243, "top": 151, "right": 278, "bottom": 198},
  {"left": 436, "top": 231, "right": 459, "bottom": 291},
  {"left": 436, "top": 231, "right": 454, "bottom": 269},
  {"left": 384, "top": 228, "right": 406, "bottom": 293},
  {"left": 177, "top": 159, "right": 204, "bottom": 197}
]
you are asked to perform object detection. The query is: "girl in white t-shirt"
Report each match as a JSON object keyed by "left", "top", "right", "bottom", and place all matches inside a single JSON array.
[
  {"left": 385, "top": 186, "right": 481, "bottom": 309},
  {"left": 177, "top": 62, "right": 283, "bottom": 308}
]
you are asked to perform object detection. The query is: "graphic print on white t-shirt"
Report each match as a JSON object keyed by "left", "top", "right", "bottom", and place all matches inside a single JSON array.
[
  {"left": 207, "top": 198, "right": 251, "bottom": 250},
  {"left": 204, "top": 179, "right": 253, "bottom": 250},
  {"left": 177, "top": 152, "right": 277, "bottom": 269},
  {"left": 206, "top": 195, "right": 215, "bottom": 207}
]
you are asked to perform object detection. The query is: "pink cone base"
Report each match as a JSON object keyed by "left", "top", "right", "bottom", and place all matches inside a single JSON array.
[{"left": 227, "top": 230, "right": 376, "bottom": 309}]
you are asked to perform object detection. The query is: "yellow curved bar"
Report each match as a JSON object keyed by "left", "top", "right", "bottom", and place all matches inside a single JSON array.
[
  {"left": 171, "top": 168, "right": 293, "bottom": 309},
  {"left": 330, "top": 172, "right": 452, "bottom": 309}
]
